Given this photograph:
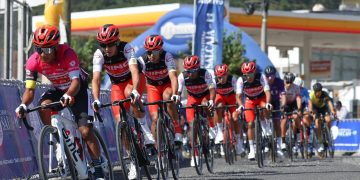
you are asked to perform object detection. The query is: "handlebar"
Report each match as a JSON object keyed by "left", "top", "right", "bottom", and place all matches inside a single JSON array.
[{"left": 143, "top": 100, "right": 174, "bottom": 106}]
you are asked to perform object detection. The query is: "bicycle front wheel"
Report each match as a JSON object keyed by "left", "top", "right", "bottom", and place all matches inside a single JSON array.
[
  {"left": 157, "top": 117, "right": 169, "bottom": 179},
  {"left": 116, "top": 121, "right": 140, "bottom": 180},
  {"left": 325, "top": 126, "right": 335, "bottom": 158},
  {"left": 38, "top": 125, "right": 76, "bottom": 180},
  {"left": 204, "top": 122, "right": 215, "bottom": 173},
  {"left": 255, "top": 118, "right": 264, "bottom": 168},
  {"left": 191, "top": 118, "right": 203, "bottom": 175}
]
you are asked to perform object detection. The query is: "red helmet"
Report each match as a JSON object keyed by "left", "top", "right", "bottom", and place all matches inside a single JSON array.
[
  {"left": 32, "top": 25, "right": 60, "bottom": 47},
  {"left": 183, "top": 55, "right": 200, "bottom": 70},
  {"left": 241, "top": 61, "right": 256, "bottom": 74},
  {"left": 215, "top": 64, "right": 229, "bottom": 77},
  {"left": 96, "top": 24, "right": 119, "bottom": 44},
  {"left": 144, "top": 35, "right": 163, "bottom": 51}
]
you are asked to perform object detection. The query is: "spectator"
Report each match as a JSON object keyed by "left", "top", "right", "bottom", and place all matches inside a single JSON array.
[{"left": 335, "top": 100, "right": 349, "bottom": 120}]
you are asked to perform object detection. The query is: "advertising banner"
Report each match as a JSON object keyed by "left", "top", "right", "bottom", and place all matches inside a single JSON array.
[
  {"left": 194, "top": 0, "right": 224, "bottom": 70},
  {"left": 332, "top": 120, "right": 360, "bottom": 151}
]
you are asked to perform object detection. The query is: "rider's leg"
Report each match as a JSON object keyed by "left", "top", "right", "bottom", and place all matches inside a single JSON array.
[
  {"left": 325, "top": 114, "right": 332, "bottom": 129},
  {"left": 163, "top": 86, "right": 182, "bottom": 142},
  {"left": 145, "top": 84, "right": 162, "bottom": 144},
  {"left": 186, "top": 95, "right": 199, "bottom": 167},
  {"left": 214, "top": 100, "right": 224, "bottom": 144},
  {"left": 280, "top": 116, "right": 287, "bottom": 149},
  {"left": 38, "top": 99, "right": 53, "bottom": 125},
  {"left": 38, "top": 88, "right": 63, "bottom": 125},
  {"left": 244, "top": 99, "right": 256, "bottom": 159}
]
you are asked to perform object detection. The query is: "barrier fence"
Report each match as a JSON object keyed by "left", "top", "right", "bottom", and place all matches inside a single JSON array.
[{"left": 0, "top": 80, "right": 360, "bottom": 178}]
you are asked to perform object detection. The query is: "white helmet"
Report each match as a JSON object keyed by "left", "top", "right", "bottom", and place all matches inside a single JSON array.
[{"left": 294, "top": 77, "right": 304, "bottom": 87}]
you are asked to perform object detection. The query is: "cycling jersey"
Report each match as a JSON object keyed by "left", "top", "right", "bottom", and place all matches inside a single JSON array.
[
  {"left": 300, "top": 87, "right": 309, "bottom": 109},
  {"left": 138, "top": 51, "right": 176, "bottom": 86},
  {"left": 215, "top": 75, "right": 237, "bottom": 114},
  {"left": 282, "top": 84, "right": 301, "bottom": 104},
  {"left": 236, "top": 73, "right": 270, "bottom": 99},
  {"left": 92, "top": 41, "right": 140, "bottom": 84},
  {"left": 178, "top": 69, "right": 215, "bottom": 98},
  {"left": 26, "top": 44, "right": 85, "bottom": 90},
  {"left": 310, "top": 90, "right": 330, "bottom": 108},
  {"left": 215, "top": 75, "right": 236, "bottom": 95},
  {"left": 269, "top": 77, "right": 284, "bottom": 119}
]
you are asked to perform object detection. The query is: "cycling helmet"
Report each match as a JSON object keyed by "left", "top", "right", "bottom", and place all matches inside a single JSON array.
[
  {"left": 313, "top": 82, "right": 323, "bottom": 92},
  {"left": 215, "top": 64, "right": 228, "bottom": 77},
  {"left": 241, "top": 61, "right": 256, "bottom": 74},
  {"left": 96, "top": 24, "right": 119, "bottom": 44},
  {"left": 183, "top": 55, "right": 200, "bottom": 70},
  {"left": 32, "top": 25, "right": 60, "bottom": 47},
  {"left": 264, "top": 66, "right": 276, "bottom": 76},
  {"left": 284, "top": 73, "right": 295, "bottom": 83},
  {"left": 144, "top": 35, "right": 163, "bottom": 51}
]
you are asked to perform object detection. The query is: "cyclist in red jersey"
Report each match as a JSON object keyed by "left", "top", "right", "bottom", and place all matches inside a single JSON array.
[
  {"left": 177, "top": 55, "right": 216, "bottom": 167},
  {"left": 235, "top": 61, "right": 272, "bottom": 160},
  {"left": 213, "top": 64, "right": 245, "bottom": 156},
  {"left": 91, "top": 24, "right": 150, "bottom": 179},
  {"left": 15, "top": 25, "right": 104, "bottom": 179},
  {"left": 138, "top": 35, "right": 182, "bottom": 145}
]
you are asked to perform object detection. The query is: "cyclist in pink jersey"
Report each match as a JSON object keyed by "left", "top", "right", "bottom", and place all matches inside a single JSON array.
[{"left": 15, "top": 25, "right": 105, "bottom": 179}]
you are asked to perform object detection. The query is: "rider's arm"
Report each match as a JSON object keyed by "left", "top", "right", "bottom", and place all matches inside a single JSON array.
[
  {"left": 296, "top": 86, "right": 302, "bottom": 110},
  {"left": 126, "top": 44, "right": 140, "bottom": 91},
  {"left": 261, "top": 74, "right": 271, "bottom": 103},
  {"left": 21, "top": 88, "right": 35, "bottom": 105},
  {"left": 177, "top": 73, "right": 185, "bottom": 95},
  {"left": 165, "top": 53, "right": 178, "bottom": 95},
  {"left": 327, "top": 97, "right": 336, "bottom": 115},
  {"left": 23, "top": 65, "right": 38, "bottom": 105},
  {"left": 205, "top": 70, "right": 216, "bottom": 101},
  {"left": 235, "top": 77, "right": 244, "bottom": 106},
  {"left": 64, "top": 49, "right": 81, "bottom": 97},
  {"left": 92, "top": 49, "right": 104, "bottom": 101},
  {"left": 308, "top": 99, "right": 313, "bottom": 114}
]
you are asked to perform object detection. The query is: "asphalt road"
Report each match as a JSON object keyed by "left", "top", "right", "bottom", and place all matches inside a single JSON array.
[{"left": 113, "top": 154, "right": 360, "bottom": 180}]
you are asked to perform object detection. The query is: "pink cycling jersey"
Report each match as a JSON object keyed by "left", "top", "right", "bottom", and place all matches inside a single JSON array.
[{"left": 26, "top": 44, "right": 81, "bottom": 91}]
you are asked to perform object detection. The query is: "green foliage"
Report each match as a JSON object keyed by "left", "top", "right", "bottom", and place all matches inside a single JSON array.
[
  {"left": 71, "top": 36, "right": 98, "bottom": 78},
  {"left": 222, "top": 31, "right": 248, "bottom": 76}
]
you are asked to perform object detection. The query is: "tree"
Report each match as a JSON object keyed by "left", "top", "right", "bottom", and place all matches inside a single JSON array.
[{"left": 182, "top": 30, "right": 249, "bottom": 76}]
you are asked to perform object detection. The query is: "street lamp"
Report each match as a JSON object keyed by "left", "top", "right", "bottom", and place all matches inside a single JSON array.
[{"left": 245, "top": 0, "right": 270, "bottom": 54}]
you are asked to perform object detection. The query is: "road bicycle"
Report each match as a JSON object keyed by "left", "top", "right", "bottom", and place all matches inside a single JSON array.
[
  {"left": 20, "top": 101, "right": 113, "bottom": 179},
  {"left": 143, "top": 100, "right": 180, "bottom": 180},
  {"left": 95, "top": 98, "right": 152, "bottom": 180},
  {"left": 181, "top": 104, "right": 215, "bottom": 175}
]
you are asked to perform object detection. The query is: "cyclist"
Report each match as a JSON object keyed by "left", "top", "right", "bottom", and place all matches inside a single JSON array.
[
  {"left": 309, "top": 82, "right": 336, "bottom": 153},
  {"left": 264, "top": 66, "right": 285, "bottom": 157},
  {"left": 137, "top": 34, "right": 182, "bottom": 146},
  {"left": 177, "top": 55, "right": 216, "bottom": 167},
  {"left": 213, "top": 64, "right": 245, "bottom": 156},
  {"left": 280, "top": 73, "right": 302, "bottom": 155},
  {"left": 91, "top": 24, "right": 151, "bottom": 179},
  {"left": 15, "top": 25, "right": 104, "bottom": 179},
  {"left": 235, "top": 61, "right": 272, "bottom": 160}
]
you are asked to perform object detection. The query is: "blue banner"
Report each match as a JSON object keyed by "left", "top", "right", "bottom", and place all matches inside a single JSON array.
[
  {"left": 332, "top": 120, "right": 360, "bottom": 151},
  {"left": 194, "top": 0, "right": 224, "bottom": 70}
]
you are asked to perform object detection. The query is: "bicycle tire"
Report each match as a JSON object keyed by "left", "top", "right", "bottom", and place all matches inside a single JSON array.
[
  {"left": 116, "top": 121, "right": 141, "bottom": 180},
  {"left": 167, "top": 120, "right": 180, "bottom": 179},
  {"left": 38, "top": 125, "right": 76, "bottom": 180},
  {"left": 223, "top": 122, "right": 230, "bottom": 164},
  {"left": 92, "top": 128, "right": 114, "bottom": 179},
  {"left": 302, "top": 124, "right": 309, "bottom": 159},
  {"left": 255, "top": 117, "right": 264, "bottom": 168},
  {"left": 324, "top": 125, "right": 334, "bottom": 159},
  {"left": 204, "top": 123, "right": 215, "bottom": 173},
  {"left": 288, "top": 120, "right": 293, "bottom": 162},
  {"left": 157, "top": 117, "right": 169, "bottom": 179},
  {"left": 191, "top": 118, "right": 203, "bottom": 175},
  {"left": 270, "top": 119, "right": 276, "bottom": 163}
]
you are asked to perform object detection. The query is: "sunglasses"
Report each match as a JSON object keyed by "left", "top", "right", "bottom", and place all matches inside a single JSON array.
[
  {"left": 35, "top": 46, "right": 55, "bottom": 55},
  {"left": 99, "top": 42, "right": 117, "bottom": 48},
  {"left": 147, "top": 50, "right": 160, "bottom": 56},
  {"left": 244, "top": 73, "right": 255, "bottom": 78},
  {"left": 186, "top": 68, "right": 199, "bottom": 73}
]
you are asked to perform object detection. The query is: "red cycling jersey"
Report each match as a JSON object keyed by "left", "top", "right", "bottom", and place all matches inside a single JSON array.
[{"left": 215, "top": 75, "right": 237, "bottom": 114}]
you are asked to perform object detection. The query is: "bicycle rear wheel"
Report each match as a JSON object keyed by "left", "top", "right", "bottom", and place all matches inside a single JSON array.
[
  {"left": 270, "top": 120, "right": 276, "bottom": 163},
  {"left": 91, "top": 128, "right": 114, "bottom": 179},
  {"left": 38, "top": 125, "right": 76, "bottom": 180},
  {"left": 255, "top": 118, "right": 264, "bottom": 168},
  {"left": 116, "top": 121, "right": 141, "bottom": 180},
  {"left": 167, "top": 122, "right": 180, "bottom": 179},
  {"left": 287, "top": 120, "right": 294, "bottom": 162},
  {"left": 157, "top": 117, "right": 169, "bottom": 179},
  {"left": 223, "top": 122, "right": 230, "bottom": 164},
  {"left": 191, "top": 118, "right": 203, "bottom": 175},
  {"left": 302, "top": 125, "right": 309, "bottom": 159}
]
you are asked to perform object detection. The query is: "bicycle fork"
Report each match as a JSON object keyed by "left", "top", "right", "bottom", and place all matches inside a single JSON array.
[{"left": 52, "top": 114, "right": 88, "bottom": 179}]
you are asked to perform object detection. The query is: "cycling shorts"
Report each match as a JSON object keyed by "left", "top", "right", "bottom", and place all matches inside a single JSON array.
[
  {"left": 271, "top": 100, "right": 281, "bottom": 121},
  {"left": 215, "top": 93, "right": 236, "bottom": 114},
  {"left": 111, "top": 74, "right": 145, "bottom": 117},
  {"left": 186, "top": 94, "right": 214, "bottom": 128},
  {"left": 244, "top": 95, "right": 267, "bottom": 123},
  {"left": 39, "top": 81, "right": 92, "bottom": 126},
  {"left": 313, "top": 105, "right": 329, "bottom": 117}
]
